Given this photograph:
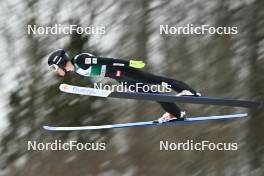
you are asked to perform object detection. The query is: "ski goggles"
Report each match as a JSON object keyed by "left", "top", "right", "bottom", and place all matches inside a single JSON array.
[{"left": 49, "top": 64, "right": 59, "bottom": 72}]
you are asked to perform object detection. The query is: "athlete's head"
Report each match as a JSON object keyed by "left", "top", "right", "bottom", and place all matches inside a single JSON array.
[{"left": 48, "top": 49, "right": 73, "bottom": 76}]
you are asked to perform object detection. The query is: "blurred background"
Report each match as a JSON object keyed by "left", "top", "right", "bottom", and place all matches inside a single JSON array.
[{"left": 0, "top": 0, "right": 263, "bottom": 175}]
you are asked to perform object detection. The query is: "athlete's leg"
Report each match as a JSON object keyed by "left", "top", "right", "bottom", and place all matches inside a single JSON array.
[
  {"left": 109, "top": 67, "right": 190, "bottom": 119},
  {"left": 119, "top": 80, "right": 182, "bottom": 118},
  {"left": 118, "top": 67, "right": 197, "bottom": 94},
  {"left": 158, "top": 102, "right": 181, "bottom": 117}
]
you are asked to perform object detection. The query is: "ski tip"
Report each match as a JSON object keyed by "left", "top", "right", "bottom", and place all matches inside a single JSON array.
[
  {"left": 59, "top": 83, "right": 70, "bottom": 92},
  {"left": 43, "top": 126, "right": 51, "bottom": 130}
]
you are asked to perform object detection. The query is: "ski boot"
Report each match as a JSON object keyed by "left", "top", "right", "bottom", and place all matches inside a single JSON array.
[
  {"left": 177, "top": 90, "right": 201, "bottom": 97},
  {"left": 153, "top": 111, "right": 186, "bottom": 123}
]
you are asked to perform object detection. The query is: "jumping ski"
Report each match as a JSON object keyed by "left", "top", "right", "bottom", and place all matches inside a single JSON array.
[
  {"left": 59, "top": 84, "right": 261, "bottom": 108},
  {"left": 43, "top": 113, "right": 247, "bottom": 131}
]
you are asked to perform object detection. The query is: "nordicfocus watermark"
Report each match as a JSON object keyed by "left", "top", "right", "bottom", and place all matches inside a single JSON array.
[
  {"left": 27, "top": 24, "right": 106, "bottom": 35},
  {"left": 94, "top": 82, "right": 172, "bottom": 93},
  {"left": 160, "top": 140, "right": 238, "bottom": 151},
  {"left": 160, "top": 24, "right": 238, "bottom": 35},
  {"left": 27, "top": 140, "right": 106, "bottom": 151}
]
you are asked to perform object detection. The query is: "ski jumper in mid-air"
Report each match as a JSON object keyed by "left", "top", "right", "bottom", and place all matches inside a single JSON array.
[{"left": 48, "top": 49, "right": 201, "bottom": 123}]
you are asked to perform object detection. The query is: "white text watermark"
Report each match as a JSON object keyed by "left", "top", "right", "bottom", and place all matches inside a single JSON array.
[
  {"left": 27, "top": 24, "right": 106, "bottom": 35},
  {"left": 27, "top": 140, "right": 106, "bottom": 151},
  {"left": 160, "top": 140, "right": 238, "bottom": 151},
  {"left": 160, "top": 24, "right": 238, "bottom": 35},
  {"left": 93, "top": 82, "right": 172, "bottom": 93}
]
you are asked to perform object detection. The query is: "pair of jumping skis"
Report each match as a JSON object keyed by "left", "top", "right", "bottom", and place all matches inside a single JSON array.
[{"left": 43, "top": 84, "right": 262, "bottom": 131}]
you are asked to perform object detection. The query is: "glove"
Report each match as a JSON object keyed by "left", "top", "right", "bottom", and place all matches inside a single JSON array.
[{"left": 129, "top": 60, "right": 145, "bottom": 68}]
